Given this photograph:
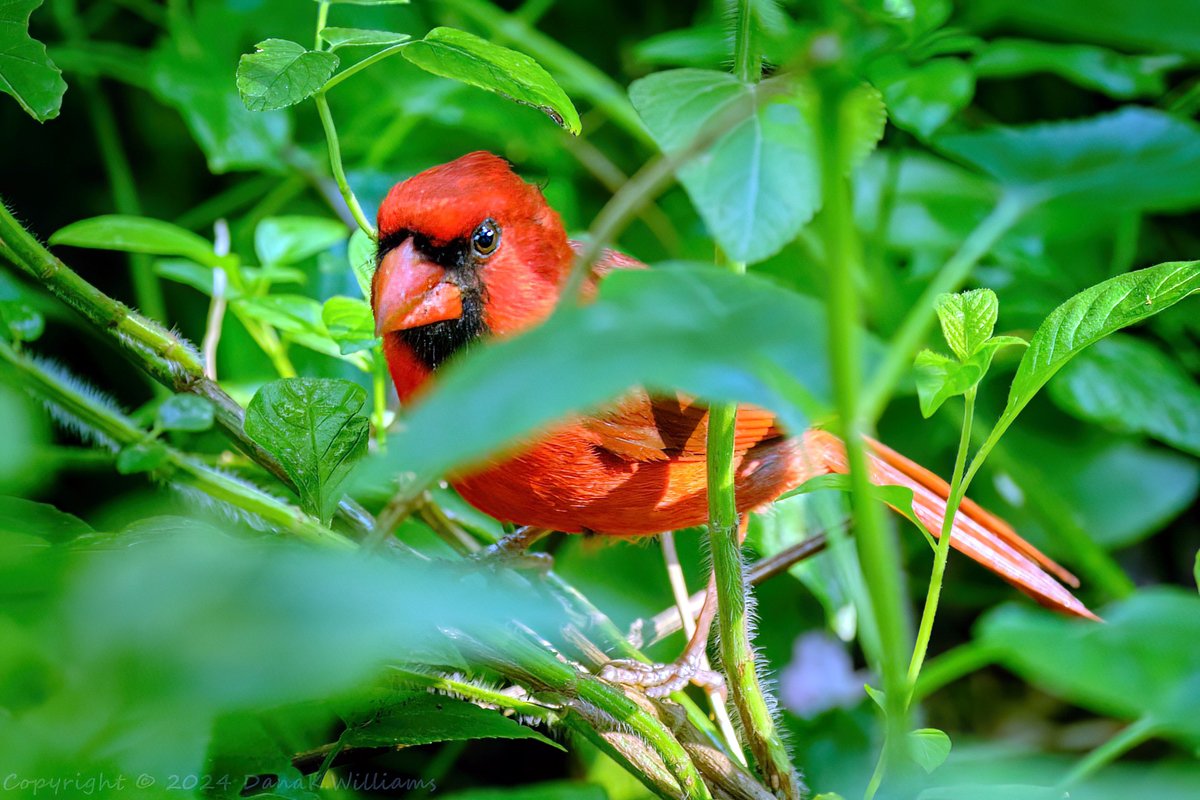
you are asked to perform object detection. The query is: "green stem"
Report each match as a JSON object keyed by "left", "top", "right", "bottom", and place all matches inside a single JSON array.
[
  {"left": 314, "top": 0, "right": 329, "bottom": 50},
  {"left": 859, "top": 195, "right": 1028, "bottom": 424},
  {"left": 817, "top": 77, "right": 910, "bottom": 790},
  {"left": 1058, "top": 716, "right": 1158, "bottom": 787},
  {"left": 906, "top": 387, "right": 975, "bottom": 696},
  {"left": 0, "top": 339, "right": 351, "bottom": 548},
  {"left": 314, "top": 93, "right": 376, "bottom": 239},
  {"left": 913, "top": 641, "right": 998, "bottom": 701},
  {"left": 321, "top": 43, "right": 411, "bottom": 94},
  {"left": 731, "top": 0, "right": 761, "bottom": 83}
]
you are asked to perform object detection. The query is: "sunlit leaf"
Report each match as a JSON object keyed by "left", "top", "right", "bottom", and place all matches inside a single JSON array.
[
  {"left": 322, "top": 296, "right": 378, "bottom": 355},
  {"left": 0, "top": 0, "right": 67, "bottom": 121},
  {"left": 234, "top": 295, "right": 325, "bottom": 337},
  {"left": 402, "top": 27, "right": 580, "bottom": 134},
  {"left": 974, "top": 38, "right": 1184, "bottom": 100},
  {"left": 914, "top": 337, "right": 1024, "bottom": 418},
  {"left": 340, "top": 692, "right": 562, "bottom": 750},
  {"left": 50, "top": 216, "right": 228, "bottom": 268},
  {"left": 908, "top": 728, "right": 952, "bottom": 773},
  {"left": 1049, "top": 335, "right": 1200, "bottom": 457},
  {"left": 254, "top": 216, "right": 347, "bottom": 266},
  {"left": 776, "top": 473, "right": 923, "bottom": 536},
  {"left": 630, "top": 70, "right": 884, "bottom": 263},
  {"left": 348, "top": 227, "right": 375, "bottom": 299},
  {"left": 156, "top": 394, "right": 215, "bottom": 433},
  {"left": 236, "top": 39, "right": 339, "bottom": 112},
  {"left": 245, "top": 378, "right": 369, "bottom": 524},
  {"left": 936, "top": 289, "right": 998, "bottom": 361},
  {"left": 320, "top": 27, "right": 411, "bottom": 50}
]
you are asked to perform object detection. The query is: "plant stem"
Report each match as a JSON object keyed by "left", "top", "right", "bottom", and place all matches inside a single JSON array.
[
  {"left": 859, "top": 195, "right": 1027, "bottom": 424},
  {"left": 816, "top": 77, "right": 910, "bottom": 789},
  {"left": 912, "top": 641, "right": 999, "bottom": 701},
  {"left": 732, "top": 0, "right": 761, "bottom": 83},
  {"left": 314, "top": 93, "right": 376, "bottom": 239},
  {"left": 314, "top": 0, "right": 329, "bottom": 50},
  {"left": 321, "top": 43, "right": 411, "bottom": 94},
  {"left": 1058, "top": 716, "right": 1158, "bottom": 787},
  {"left": 906, "top": 387, "right": 975, "bottom": 696}
]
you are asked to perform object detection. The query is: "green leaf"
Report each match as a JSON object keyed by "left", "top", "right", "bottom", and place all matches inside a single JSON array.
[
  {"left": 244, "top": 378, "right": 369, "bottom": 524},
  {"left": 974, "top": 38, "right": 1184, "bottom": 100},
  {"left": 0, "top": 301, "right": 43, "bottom": 343},
  {"left": 341, "top": 692, "right": 562, "bottom": 751},
  {"left": 1049, "top": 335, "right": 1200, "bottom": 457},
  {"left": 776, "top": 473, "right": 924, "bottom": 537},
  {"left": 870, "top": 57, "right": 974, "bottom": 139},
  {"left": 115, "top": 441, "right": 170, "bottom": 475},
  {"left": 914, "top": 336, "right": 1025, "bottom": 418},
  {"left": 322, "top": 296, "right": 378, "bottom": 355},
  {"left": 254, "top": 216, "right": 347, "bottom": 266},
  {"left": 0, "top": 496, "right": 91, "bottom": 540},
  {"left": 236, "top": 39, "right": 339, "bottom": 112},
  {"left": 908, "top": 727, "right": 952, "bottom": 773},
  {"left": 234, "top": 295, "right": 326, "bottom": 336},
  {"left": 936, "top": 288, "right": 998, "bottom": 361},
  {"left": 0, "top": 0, "right": 67, "bottom": 121},
  {"left": 156, "top": 394, "right": 215, "bottom": 433},
  {"left": 50, "top": 215, "right": 226, "bottom": 268},
  {"left": 936, "top": 108, "right": 1200, "bottom": 215},
  {"left": 321, "top": 0, "right": 410, "bottom": 4},
  {"left": 978, "top": 589, "right": 1200, "bottom": 744},
  {"left": 975, "top": 0, "right": 1200, "bottom": 58},
  {"left": 348, "top": 227, "right": 375, "bottom": 299},
  {"left": 629, "top": 70, "right": 884, "bottom": 263},
  {"left": 992, "top": 261, "right": 1200, "bottom": 443},
  {"left": 401, "top": 27, "right": 580, "bottom": 134},
  {"left": 319, "top": 27, "right": 411, "bottom": 50}
]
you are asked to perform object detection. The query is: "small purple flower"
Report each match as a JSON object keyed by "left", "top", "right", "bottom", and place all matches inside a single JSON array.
[{"left": 781, "top": 631, "right": 869, "bottom": 718}]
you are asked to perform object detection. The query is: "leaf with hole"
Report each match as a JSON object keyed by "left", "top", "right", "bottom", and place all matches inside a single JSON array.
[
  {"left": 245, "top": 378, "right": 369, "bottom": 524},
  {"left": 402, "top": 27, "right": 580, "bottom": 134},
  {"left": 236, "top": 39, "right": 339, "bottom": 112}
]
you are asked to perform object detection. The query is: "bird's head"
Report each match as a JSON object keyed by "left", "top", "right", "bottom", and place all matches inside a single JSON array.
[{"left": 372, "top": 151, "right": 573, "bottom": 371}]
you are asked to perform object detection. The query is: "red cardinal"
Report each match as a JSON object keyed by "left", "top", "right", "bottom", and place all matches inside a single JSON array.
[{"left": 371, "top": 152, "right": 1095, "bottom": 691}]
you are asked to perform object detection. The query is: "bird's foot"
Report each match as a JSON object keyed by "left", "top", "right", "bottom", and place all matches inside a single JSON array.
[{"left": 599, "top": 654, "right": 725, "bottom": 699}]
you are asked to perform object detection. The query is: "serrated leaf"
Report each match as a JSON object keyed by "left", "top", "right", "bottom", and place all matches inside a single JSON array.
[
  {"left": 156, "top": 394, "right": 215, "bottom": 433},
  {"left": 254, "top": 216, "right": 347, "bottom": 266},
  {"left": 0, "top": 301, "right": 43, "bottom": 343},
  {"left": 322, "top": 296, "right": 378, "bottom": 355},
  {"left": 236, "top": 39, "right": 338, "bottom": 112},
  {"left": 319, "top": 27, "right": 410, "bottom": 50},
  {"left": 908, "top": 728, "right": 952, "bottom": 773},
  {"left": 1048, "top": 335, "right": 1200, "bottom": 457},
  {"left": 50, "top": 215, "right": 227, "bottom": 268},
  {"left": 401, "top": 27, "right": 580, "bottom": 134},
  {"left": 990, "top": 261, "right": 1200, "bottom": 446},
  {"left": 936, "top": 288, "right": 998, "bottom": 361},
  {"left": 348, "top": 227, "right": 375, "bottom": 299},
  {"left": 0, "top": 0, "right": 67, "bottom": 121},
  {"left": 244, "top": 378, "right": 369, "bottom": 524},
  {"left": 629, "top": 69, "right": 884, "bottom": 263},
  {"left": 116, "top": 441, "right": 170, "bottom": 475},
  {"left": 341, "top": 692, "right": 562, "bottom": 751}
]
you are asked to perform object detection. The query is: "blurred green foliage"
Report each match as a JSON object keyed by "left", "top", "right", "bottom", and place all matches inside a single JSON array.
[{"left": 1, "top": 1, "right": 1198, "bottom": 799}]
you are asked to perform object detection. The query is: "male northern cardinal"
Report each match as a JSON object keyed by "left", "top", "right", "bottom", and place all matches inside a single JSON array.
[{"left": 371, "top": 152, "right": 1095, "bottom": 693}]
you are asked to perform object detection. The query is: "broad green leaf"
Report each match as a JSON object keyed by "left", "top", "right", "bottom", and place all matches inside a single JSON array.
[
  {"left": 869, "top": 57, "right": 974, "bottom": 139},
  {"left": 936, "top": 289, "right": 998, "bottom": 361},
  {"left": 50, "top": 216, "right": 227, "bottom": 268},
  {"left": 914, "top": 336, "right": 1025, "bottom": 418},
  {"left": 629, "top": 69, "right": 884, "bottom": 263},
  {"left": 401, "top": 27, "right": 580, "bottom": 134},
  {"left": 974, "top": 38, "right": 1184, "bottom": 100},
  {"left": 355, "top": 265, "right": 853, "bottom": 490},
  {"left": 156, "top": 394, "right": 215, "bottom": 433},
  {"left": 254, "top": 216, "right": 347, "bottom": 266},
  {"left": 990, "top": 261, "right": 1200, "bottom": 444},
  {"left": 0, "top": 0, "right": 67, "bottom": 121},
  {"left": 633, "top": 25, "right": 729, "bottom": 69},
  {"left": 115, "top": 441, "right": 170, "bottom": 475},
  {"left": 977, "top": 589, "right": 1200, "bottom": 744},
  {"left": 908, "top": 728, "right": 952, "bottom": 773},
  {"left": 1049, "top": 335, "right": 1200, "bottom": 457},
  {"left": 154, "top": 259, "right": 217, "bottom": 296},
  {"left": 322, "top": 296, "right": 378, "bottom": 355},
  {"left": 245, "top": 378, "right": 369, "bottom": 524},
  {"left": 0, "top": 301, "right": 43, "bottom": 343},
  {"left": 234, "top": 295, "right": 325, "bottom": 337},
  {"left": 974, "top": 0, "right": 1200, "bottom": 58},
  {"left": 348, "top": 227, "right": 375, "bottom": 298},
  {"left": 319, "top": 27, "right": 411, "bottom": 50},
  {"left": 936, "top": 108, "right": 1200, "bottom": 215},
  {"left": 0, "top": 496, "right": 91, "bottom": 540},
  {"left": 341, "top": 692, "right": 562, "bottom": 750},
  {"left": 776, "top": 473, "right": 924, "bottom": 536},
  {"left": 236, "top": 39, "right": 339, "bottom": 112}
]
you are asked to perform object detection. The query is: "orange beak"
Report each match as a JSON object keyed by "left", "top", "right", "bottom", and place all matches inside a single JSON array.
[{"left": 372, "top": 237, "right": 463, "bottom": 335}]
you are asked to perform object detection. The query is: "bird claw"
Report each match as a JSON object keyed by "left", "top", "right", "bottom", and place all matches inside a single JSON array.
[{"left": 599, "top": 655, "right": 725, "bottom": 699}]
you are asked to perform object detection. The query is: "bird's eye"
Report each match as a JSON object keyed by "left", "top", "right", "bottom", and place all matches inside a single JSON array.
[{"left": 471, "top": 219, "right": 500, "bottom": 257}]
